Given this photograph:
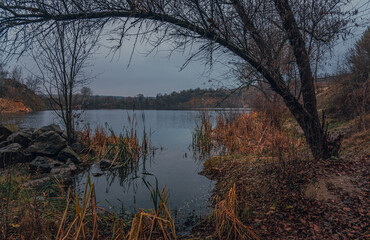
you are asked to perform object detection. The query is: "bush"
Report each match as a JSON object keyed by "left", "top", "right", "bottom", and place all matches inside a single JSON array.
[{"left": 325, "top": 28, "right": 369, "bottom": 129}]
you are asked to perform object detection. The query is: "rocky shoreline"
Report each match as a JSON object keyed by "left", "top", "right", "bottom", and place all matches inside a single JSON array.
[{"left": 0, "top": 124, "right": 84, "bottom": 186}]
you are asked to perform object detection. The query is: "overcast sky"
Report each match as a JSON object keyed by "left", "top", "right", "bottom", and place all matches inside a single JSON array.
[
  {"left": 7, "top": 1, "right": 370, "bottom": 97},
  {"left": 88, "top": 40, "right": 228, "bottom": 97}
]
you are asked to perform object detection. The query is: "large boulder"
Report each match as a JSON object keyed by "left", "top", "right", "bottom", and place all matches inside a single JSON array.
[
  {"left": 32, "top": 124, "right": 63, "bottom": 139},
  {"left": 29, "top": 156, "right": 63, "bottom": 173},
  {"left": 21, "top": 128, "right": 34, "bottom": 135},
  {"left": 7, "top": 131, "right": 32, "bottom": 147},
  {"left": 0, "top": 141, "right": 8, "bottom": 148},
  {"left": 70, "top": 142, "right": 84, "bottom": 154},
  {"left": 57, "top": 146, "right": 81, "bottom": 164},
  {"left": 0, "top": 143, "right": 28, "bottom": 167},
  {"left": 40, "top": 124, "right": 63, "bottom": 134},
  {"left": 50, "top": 160, "right": 78, "bottom": 177},
  {"left": 27, "top": 131, "right": 67, "bottom": 156},
  {"left": 0, "top": 124, "right": 18, "bottom": 142},
  {"left": 99, "top": 159, "right": 113, "bottom": 170}
]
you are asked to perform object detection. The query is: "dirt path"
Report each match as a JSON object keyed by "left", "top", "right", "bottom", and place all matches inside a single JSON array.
[
  {"left": 258, "top": 155, "right": 369, "bottom": 239},
  {"left": 197, "top": 153, "right": 369, "bottom": 239}
]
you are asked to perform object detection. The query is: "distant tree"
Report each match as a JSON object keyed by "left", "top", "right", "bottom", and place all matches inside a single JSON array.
[
  {"left": 25, "top": 75, "right": 42, "bottom": 94},
  {"left": 81, "top": 87, "right": 93, "bottom": 98},
  {"left": 347, "top": 27, "right": 370, "bottom": 83},
  {"left": 11, "top": 65, "right": 23, "bottom": 83},
  {"left": 80, "top": 86, "right": 93, "bottom": 109},
  {"left": 0, "top": 63, "right": 8, "bottom": 78},
  {"left": 345, "top": 28, "right": 369, "bottom": 129}
]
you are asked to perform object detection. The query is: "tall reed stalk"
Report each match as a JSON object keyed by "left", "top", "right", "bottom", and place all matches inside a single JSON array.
[
  {"left": 212, "top": 184, "right": 258, "bottom": 240},
  {"left": 127, "top": 186, "right": 176, "bottom": 240},
  {"left": 82, "top": 113, "right": 153, "bottom": 167},
  {"left": 57, "top": 176, "right": 100, "bottom": 239},
  {"left": 192, "top": 111, "right": 213, "bottom": 158},
  {"left": 193, "top": 111, "right": 304, "bottom": 160}
]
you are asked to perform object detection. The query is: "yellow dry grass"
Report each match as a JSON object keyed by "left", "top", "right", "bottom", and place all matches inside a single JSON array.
[
  {"left": 212, "top": 184, "right": 258, "bottom": 240},
  {"left": 194, "top": 112, "right": 304, "bottom": 160},
  {"left": 212, "top": 112, "right": 303, "bottom": 157},
  {"left": 81, "top": 123, "right": 149, "bottom": 166},
  {"left": 126, "top": 187, "right": 176, "bottom": 240},
  {"left": 57, "top": 176, "right": 100, "bottom": 240}
]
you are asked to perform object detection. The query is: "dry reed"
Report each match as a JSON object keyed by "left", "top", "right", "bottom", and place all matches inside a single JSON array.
[
  {"left": 212, "top": 184, "right": 259, "bottom": 240},
  {"left": 126, "top": 186, "right": 176, "bottom": 240},
  {"left": 57, "top": 176, "right": 100, "bottom": 239},
  {"left": 194, "top": 111, "right": 304, "bottom": 160},
  {"left": 81, "top": 117, "right": 151, "bottom": 167}
]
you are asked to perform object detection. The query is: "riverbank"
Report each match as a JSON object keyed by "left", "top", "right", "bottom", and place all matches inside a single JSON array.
[
  {"left": 194, "top": 109, "right": 369, "bottom": 239},
  {"left": 199, "top": 150, "right": 368, "bottom": 239}
]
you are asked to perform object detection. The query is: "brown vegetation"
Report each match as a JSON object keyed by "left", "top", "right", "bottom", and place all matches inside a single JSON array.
[
  {"left": 81, "top": 121, "right": 151, "bottom": 166},
  {"left": 193, "top": 111, "right": 304, "bottom": 161},
  {"left": 195, "top": 82, "right": 369, "bottom": 239},
  {"left": 0, "top": 78, "right": 45, "bottom": 113},
  {"left": 0, "top": 98, "right": 31, "bottom": 113},
  {"left": 211, "top": 184, "right": 258, "bottom": 240}
]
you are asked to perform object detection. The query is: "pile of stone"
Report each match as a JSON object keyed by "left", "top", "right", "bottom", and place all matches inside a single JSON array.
[{"left": 0, "top": 124, "right": 82, "bottom": 180}]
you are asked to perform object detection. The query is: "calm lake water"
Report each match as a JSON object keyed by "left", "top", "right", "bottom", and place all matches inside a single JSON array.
[{"left": 1, "top": 109, "right": 218, "bottom": 233}]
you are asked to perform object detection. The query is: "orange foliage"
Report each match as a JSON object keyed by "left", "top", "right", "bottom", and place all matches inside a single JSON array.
[
  {"left": 212, "top": 112, "right": 303, "bottom": 157},
  {"left": 0, "top": 98, "right": 31, "bottom": 113}
]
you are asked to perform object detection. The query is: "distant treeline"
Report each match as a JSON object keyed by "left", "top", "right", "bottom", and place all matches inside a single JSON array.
[{"left": 74, "top": 88, "right": 247, "bottom": 110}]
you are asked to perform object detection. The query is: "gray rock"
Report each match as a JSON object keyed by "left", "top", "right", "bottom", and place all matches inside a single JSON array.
[
  {"left": 32, "top": 124, "right": 63, "bottom": 139},
  {"left": 92, "top": 172, "right": 104, "bottom": 177},
  {"left": 0, "top": 141, "right": 8, "bottom": 148},
  {"left": 0, "top": 143, "right": 27, "bottom": 167},
  {"left": 40, "top": 124, "right": 63, "bottom": 134},
  {"left": 21, "top": 128, "right": 34, "bottom": 135},
  {"left": 31, "top": 129, "right": 43, "bottom": 140},
  {"left": 61, "top": 131, "right": 68, "bottom": 140},
  {"left": 99, "top": 159, "right": 113, "bottom": 169},
  {"left": 27, "top": 131, "right": 67, "bottom": 156},
  {"left": 29, "top": 156, "right": 63, "bottom": 173},
  {"left": 0, "top": 124, "right": 18, "bottom": 142},
  {"left": 23, "top": 176, "right": 51, "bottom": 188},
  {"left": 50, "top": 161, "right": 77, "bottom": 176},
  {"left": 7, "top": 131, "right": 32, "bottom": 147},
  {"left": 57, "top": 146, "right": 80, "bottom": 164},
  {"left": 70, "top": 142, "right": 84, "bottom": 154}
]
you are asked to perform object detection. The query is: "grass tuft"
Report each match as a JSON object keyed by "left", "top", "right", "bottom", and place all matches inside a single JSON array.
[
  {"left": 212, "top": 183, "right": 258, "bottom": 240},
  {"left": 81, "top": 113, "right": 153, "bottom": 167}
]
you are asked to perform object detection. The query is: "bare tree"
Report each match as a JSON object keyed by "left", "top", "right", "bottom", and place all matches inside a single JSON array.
[
  {"left": 11, "top": 65, "right": 23, "bottom": 83},
  {"left": 0, "top": 0, "right": 368, "bottom": 159},
  {"left": 25, "top": 75, "right": 42, "bottom": 94},
  {"left": 0, "top": 63, "right": 8, "bottom": 79},
  {"left": 80, "top": 86, "right": 93, "bottom": 109},
  {"left": 32, "top": 21, "right": 100, "bottom": 143},
  {"left": 346, "top": 27, "right": 369, "bottom": 129},
  {"left": 81, "top": 87, "right": 93, "bottom": 98}
]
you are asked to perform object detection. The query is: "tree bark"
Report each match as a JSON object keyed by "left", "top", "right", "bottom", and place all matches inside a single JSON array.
[
  {"left": 273, "top": 0, "right": 337, "bottom": 160},
  {"left": 281, "top": 94, "right": 330, "bottom": 160}
]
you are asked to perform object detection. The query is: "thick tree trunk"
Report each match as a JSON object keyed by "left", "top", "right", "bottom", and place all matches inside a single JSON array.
[
  {"left": 272, "top": 0, "right": 343, "bottom": 160},
  {"left": 282, "top": 95, "right": 342, "bottom": 160},
  {"left": 288, "top": 103, "right": 328, "bottom": 160}
]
